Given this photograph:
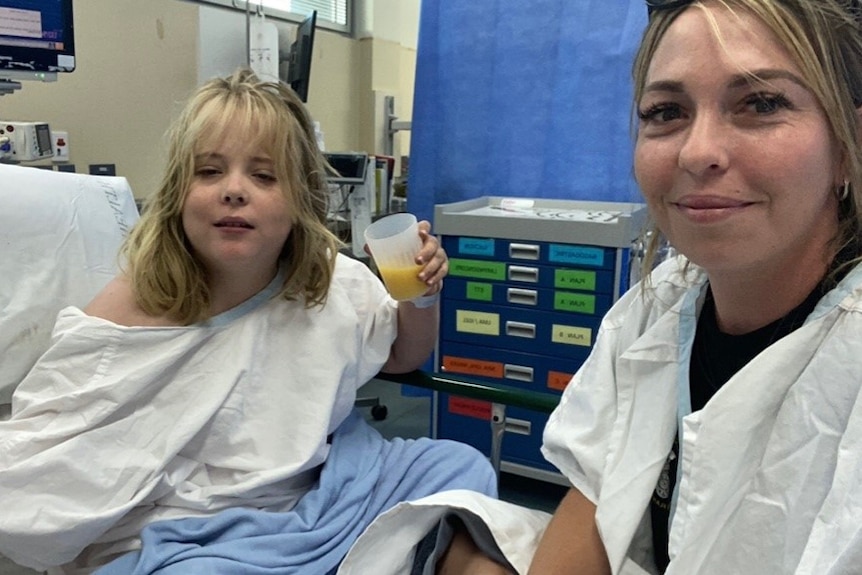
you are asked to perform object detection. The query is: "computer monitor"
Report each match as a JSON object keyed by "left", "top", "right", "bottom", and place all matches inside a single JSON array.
[
  {"left": 325, "top": 152, "right": 369, "bottom": 185},
  {"left": 0, "top": 0, "right": 76, "bottom": 85},
  {"left": 285, "top": 10, "right": 316, "bottom": 103}
]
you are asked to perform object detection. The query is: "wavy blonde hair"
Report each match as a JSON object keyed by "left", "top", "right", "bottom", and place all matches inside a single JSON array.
[
  {"left": 633, "top": 0, "right": 862, "bottom": 278},
  {"left": 123, "top": 68, "right": 341, "bottom": 324}
]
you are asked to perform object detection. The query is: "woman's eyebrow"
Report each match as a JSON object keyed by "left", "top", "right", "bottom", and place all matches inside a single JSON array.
[
  {"left": 727, "top": 68, "right": 809, "bottom": 90},
  {"left": 642, "top": 79, "right": 684, "bottom": 95},
  {"left": 642, "top": 69, "right": 809, "bottom": 96}
]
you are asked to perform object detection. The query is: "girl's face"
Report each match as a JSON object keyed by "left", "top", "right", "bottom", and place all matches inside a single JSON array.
[
  {"left": 634, "top": 4, "right": 841, "bottom": 280},
  {"left": 182, "top": 130, "right": 293, "bottom": 278}
]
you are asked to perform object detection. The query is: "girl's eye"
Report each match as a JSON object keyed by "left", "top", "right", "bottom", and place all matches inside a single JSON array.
[
  {"left": 195, "top": 167, "right": 220, "bottom": 177},
  {"left": 638, "top": 103, "right": 685, "bottom": 124},
  {"left": 743, "top": 92, "right": 793, "bottom": 114},
  {"left": 254, "top": 172, "right": 278, "bottom": 183}
]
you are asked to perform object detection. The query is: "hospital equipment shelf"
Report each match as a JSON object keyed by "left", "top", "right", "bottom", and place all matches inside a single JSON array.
[{"left": 431, "top": 197, "right": 647, "bottom": 485}]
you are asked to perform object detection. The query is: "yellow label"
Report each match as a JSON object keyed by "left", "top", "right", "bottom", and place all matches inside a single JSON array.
[
  {"left": 551, "top": 324, "right": 592, "bottom": 347},
  {"left": 456, "top": 310, "right": 500, "bottom": 335},
  {"left": 378, "top": 264, "right": 428, "bottom": 301}
]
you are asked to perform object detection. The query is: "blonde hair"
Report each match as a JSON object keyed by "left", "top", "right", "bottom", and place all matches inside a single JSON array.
[
  {"left": 123, "top": 68, "right": 341, "bottom": 324},
  {"left": 633, "top": 0, "right": 862, "bottom": 277}
]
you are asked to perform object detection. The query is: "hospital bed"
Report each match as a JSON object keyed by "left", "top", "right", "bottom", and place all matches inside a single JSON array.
[
  {"left": 0, "top": 163, "right": 139, "bottom": 418},
  {"left": 0, "top": 164, "right": 561, "bottom": 483},
  {"left": 0, "top": 164, "right": 559, "bottom": 575}
]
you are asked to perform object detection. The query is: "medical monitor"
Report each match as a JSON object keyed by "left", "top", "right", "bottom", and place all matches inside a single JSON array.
[
  {"left": 285, "top": 10, "right": 316, "bottom": 103},
  {"left": 325, "top": 152, "right": 369, "bottom": 185},
  {"left": 0, "top": 0, "right": 76, "bottom": 84}
]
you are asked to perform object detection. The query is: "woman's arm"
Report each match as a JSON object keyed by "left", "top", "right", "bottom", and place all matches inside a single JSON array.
[
  {"left": 380, "top": 220, "right": 448, "bottom": 373},
  {"left": 527, "top": 487, "right": 611, "bottom": 575}
]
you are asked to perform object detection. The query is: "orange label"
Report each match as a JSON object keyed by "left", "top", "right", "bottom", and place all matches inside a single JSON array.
[
  {"left": 547, "top": 370, "right": 574, "bottom": 391},
  {"left": 443, "top": 356, "right": 504, "bottom": 378},
  {"left": 448, "top": 397, "right": 492, "bottom": 420}
]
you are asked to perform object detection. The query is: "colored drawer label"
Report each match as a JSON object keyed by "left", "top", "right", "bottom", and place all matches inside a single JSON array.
[
  {"left": 443, "top": 356, "right": 504, "bottom": 378},
  {"left": 450, "top": 258, "right": 506, "bottom": 281},
  {"left": 549, "top": 244, "right": 606, "bottom": 267},
  {"left": 458, "top": 237, "right": 496, "bottom": 257},
  {"left": 448, "top": 396, "right": 491, "bottom": 420},
  {"left": 466, "top": 281, "right": 494, "bottom": 301},
  {"left": 456, "top": 310, "right": 500, "bottom": 335},
  {"left": 547, "top": 370, "right": 574, "bottom": 391},
  {"left": 551, "top": 324, "right": 592, "bottom": 347},
  {"left": 555, "top": 269, "right": 597, "bottom": 291},
  {"left": 554, "top": 291, "right": 596, "bottom": 314}
]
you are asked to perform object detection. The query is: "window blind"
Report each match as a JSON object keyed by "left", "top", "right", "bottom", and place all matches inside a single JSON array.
[{"left": 189, "top": 0, "right": 350, "bottom": 33}]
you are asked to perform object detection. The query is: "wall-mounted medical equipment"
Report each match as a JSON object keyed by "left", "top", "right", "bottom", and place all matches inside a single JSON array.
[
  {"left": 0, "top": 121, "right": 53, "bottom": 162},
  {"left": 0, "top": 0, "right": 76, "bottom": 95}
]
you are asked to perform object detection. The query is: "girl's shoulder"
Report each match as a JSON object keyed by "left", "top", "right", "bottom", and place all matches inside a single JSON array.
[{"left": 84, "top": 275, "right": 181, "bottom": 327}]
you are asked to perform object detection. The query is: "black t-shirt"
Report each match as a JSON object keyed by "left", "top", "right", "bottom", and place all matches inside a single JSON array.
[{"left": 649, "top": 250, "right": 856, "bottom": 572}]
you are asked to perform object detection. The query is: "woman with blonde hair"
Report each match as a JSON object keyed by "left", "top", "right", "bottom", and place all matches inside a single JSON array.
[{"left": 338, "top": 1, "right": 862, "bottom": 573}]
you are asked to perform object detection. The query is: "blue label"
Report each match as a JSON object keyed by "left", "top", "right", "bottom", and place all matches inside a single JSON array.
[
  {"left": 458, "top": 237, "right": 496, "bottom": 257},
  {"left": 549, "top": 244, "right": 605, "bottom": 266}
]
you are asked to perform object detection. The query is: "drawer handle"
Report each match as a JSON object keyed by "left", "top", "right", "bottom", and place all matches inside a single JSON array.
[
  {"left": 505, "top": 321, "right": 536, "bottom": 339},
  {"left": 504, "top": 364, "right": 534, "bottom": 382},
  {"left": 509, "top": 243, "right": 540, "bottom": 260},
  {"left": 508, "top": 265, "right": 539, "bottom": 283},
  {"left": 507, "top": 288, "right": 538, "bottom": 306},
  {"left": 504, "top": 418, "right": 532, "bottom": 436}
]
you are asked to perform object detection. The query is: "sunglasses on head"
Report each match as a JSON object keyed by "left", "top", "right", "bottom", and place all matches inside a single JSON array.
[
  {"left": 646, "top": 0, "right": 862, "bottom": 15},
  {"left": 643, "top": 0, "right": 862, "bottom": 106},
  {"left": 645, "top": 0, "right": 695, "bottom": 13}
]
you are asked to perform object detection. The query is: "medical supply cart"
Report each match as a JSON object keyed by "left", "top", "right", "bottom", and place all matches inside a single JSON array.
[{"left": 433, "top": 196, "right": 648, "bottom": 484}]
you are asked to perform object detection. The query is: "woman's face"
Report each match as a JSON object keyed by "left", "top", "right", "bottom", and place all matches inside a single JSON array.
[{"left": 634, "top": 4, "right": 841, "bottom": 279}]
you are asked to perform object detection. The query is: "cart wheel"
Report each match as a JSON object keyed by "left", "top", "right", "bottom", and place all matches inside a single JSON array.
[{"left": 371, "top": 404, "right": 388, "bottom": 421}]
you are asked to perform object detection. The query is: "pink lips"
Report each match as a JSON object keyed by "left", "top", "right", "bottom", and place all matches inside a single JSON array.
[
  {"left": 215, "top": 216, "right": 254, "bottom": 229},
  {"left": 673, "top": 195, "right": 753, "bottom": 223},
  {"left": 675, "top": 195, "right": 751, "bottom": 210}
]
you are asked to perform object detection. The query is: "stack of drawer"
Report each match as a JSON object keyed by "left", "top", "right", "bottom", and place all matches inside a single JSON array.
[{"left": 433, "top": 197, "right": 647, "bottom": 482}]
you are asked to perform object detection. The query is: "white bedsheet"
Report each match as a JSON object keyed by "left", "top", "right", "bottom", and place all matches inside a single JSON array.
[{"left": 0, "top": 164, "right": 139, "bottom": 404}]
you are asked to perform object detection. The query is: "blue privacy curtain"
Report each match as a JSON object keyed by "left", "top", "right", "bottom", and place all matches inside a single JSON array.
[{"left": 408, "top": 1, "right": 649, "bottom": 225}]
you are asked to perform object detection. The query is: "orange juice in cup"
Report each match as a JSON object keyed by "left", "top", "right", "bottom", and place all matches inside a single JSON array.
[
  {"left": 364, "top": 213, "right": 427, "bottom": 301},
  {"left": 377, "top": 263, "right": 428, "bottom": 301}
]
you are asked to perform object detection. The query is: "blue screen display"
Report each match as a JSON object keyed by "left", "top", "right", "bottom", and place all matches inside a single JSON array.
[{"left": 0, "top": 0, "right": 75, "bottom": 75}]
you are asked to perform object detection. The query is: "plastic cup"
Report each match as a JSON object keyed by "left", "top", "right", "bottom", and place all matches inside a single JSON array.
[{"left": 364, "top": 213, "right": 428, "bottom": 301}]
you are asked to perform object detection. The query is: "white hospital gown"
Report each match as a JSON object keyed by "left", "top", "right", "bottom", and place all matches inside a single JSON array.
[
  {"left": 0, "top": 254, "right": 397, "bottom": 572},
  {"left": 340, "top": 257, "right": 862, "bottom": 575}
]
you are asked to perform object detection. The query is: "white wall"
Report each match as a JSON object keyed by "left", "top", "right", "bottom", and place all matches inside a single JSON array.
[{"left": 0, "top": 0, "right": 420, "bottom": 197}]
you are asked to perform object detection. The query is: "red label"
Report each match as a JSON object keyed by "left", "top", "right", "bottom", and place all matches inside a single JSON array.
[
  {"left": 547, "top": 370, "right": 574, "bottom": 391},
  {"left": 448, "top": 396, "right": 492, "bottom": 420},
  {"left": 443, "top": 355, "right": 504, "bottom": 378}
]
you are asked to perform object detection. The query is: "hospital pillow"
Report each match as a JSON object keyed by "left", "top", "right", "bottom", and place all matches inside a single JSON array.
[{"left": 0, "top": 164, "right": 139, "bottom": 404}]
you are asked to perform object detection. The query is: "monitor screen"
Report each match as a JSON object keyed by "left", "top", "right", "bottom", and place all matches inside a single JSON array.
[
  {"left": 286, "top": 10, "right": 316, "bottom": 103},
  {"left": 325, "top": 152, "right": 369, "bottom": 185},
  {"left": 0, "top": 0, "right": 76, "bottom": 81}
]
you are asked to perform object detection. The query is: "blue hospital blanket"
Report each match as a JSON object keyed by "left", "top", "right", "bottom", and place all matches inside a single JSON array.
[{"left": 95, "top": 411, "right": 497, "bottom": 575}]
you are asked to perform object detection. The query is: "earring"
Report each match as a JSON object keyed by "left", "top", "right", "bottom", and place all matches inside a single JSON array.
[{"left": 837, "top": 180, "right": 851, "bottom": 202}]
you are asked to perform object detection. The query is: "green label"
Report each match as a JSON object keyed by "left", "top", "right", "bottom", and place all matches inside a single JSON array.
[
  {"left": 466, "top": 282, "right": 494, "bottom": 301},
  {"left": 554, "top": 291, "right": 596, "bottom": 314},
  {"left": 554, "top": 269, "right": 597, "bottom": 291},
  {"left": 450, "top": 258, "right": 506, "bottom": 281}
]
